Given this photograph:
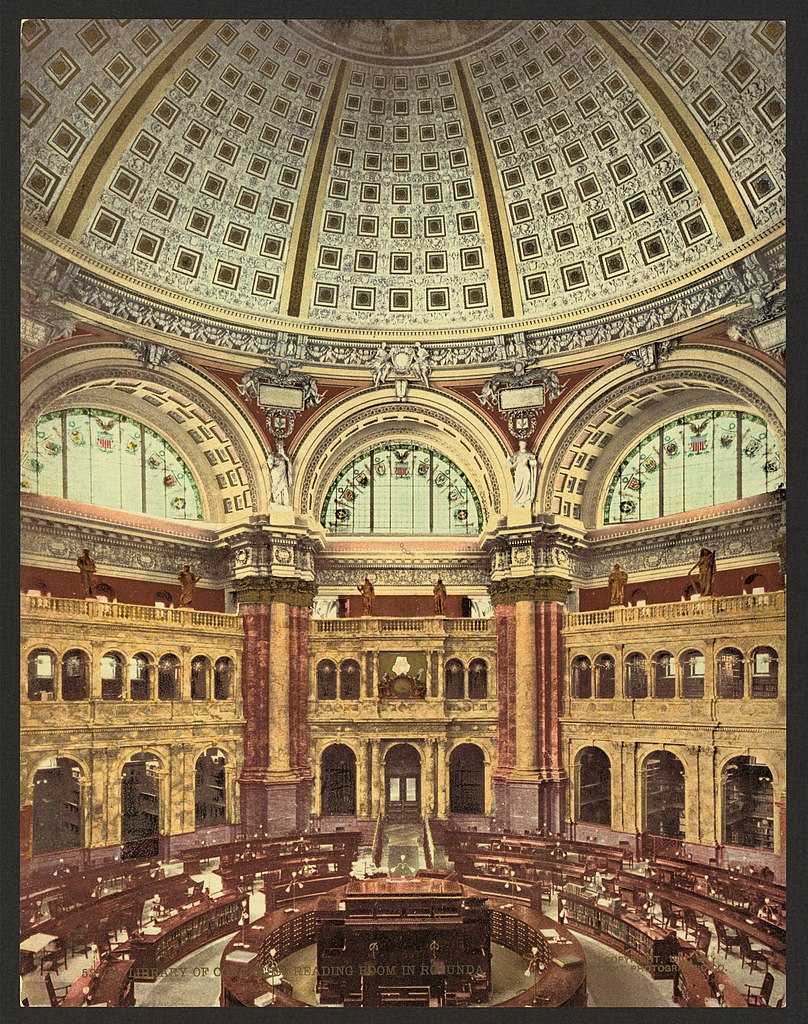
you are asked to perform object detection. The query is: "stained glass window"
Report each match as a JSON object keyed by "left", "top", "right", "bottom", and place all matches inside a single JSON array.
[
  {"left": 321, "top": 442, "right": 482, "bottom": 535},
  {"left": 603, "top": 410, "right": 783, "bottom": 524},
  {"left": 21, "top": 408, "right": 203, "bottom": 520}
]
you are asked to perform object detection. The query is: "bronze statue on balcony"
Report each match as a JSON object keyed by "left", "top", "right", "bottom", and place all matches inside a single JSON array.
[
  {"left": 433, "top": 577, "right": 447, "bottom": 615},
  {"left": 608, "top": 563, "right": 628, "bottom": 606},
  {"left": 358, "top": 576, "right": 375, "bottom": 616},
  {"left": 178, "top": 564, "right": 201, "bottom": 607},
  {"left": 76, "top": 548, "right": 96, "bottom": 597},
  {"left": 690, "top": 547, "right": 716, "bottom": 597}
]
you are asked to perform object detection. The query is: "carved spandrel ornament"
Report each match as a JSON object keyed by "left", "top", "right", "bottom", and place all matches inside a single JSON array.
[
  {"left": 368, "top": 343, "right": 431, "bottom": 400},
  {"left": 123, "top": 336, "right": 177, "bottom": 370},
  {"left": 623, "top": 338, "right": 679, "bottom": 372}
]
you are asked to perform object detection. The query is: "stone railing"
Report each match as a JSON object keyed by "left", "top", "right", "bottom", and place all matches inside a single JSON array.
[
  {"left": 566, "top": 591, "right": 784, "bottom": 630},
  {"left": 310, "top": 616, "right": 495, "bottom": 637},
  {"left": 21, "top": 594, "right": 242, "bottom": 632}
]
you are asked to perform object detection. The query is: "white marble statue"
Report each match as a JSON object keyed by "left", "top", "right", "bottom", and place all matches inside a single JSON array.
[
  {"left": 371, "top": 342, "right": 393, "bottom": 387},
  {"left": 509, "top": 440, "right": 538, "bottom": 509},
  {"left": 270, "top": 442, "right": 293, "bottom": 507}
]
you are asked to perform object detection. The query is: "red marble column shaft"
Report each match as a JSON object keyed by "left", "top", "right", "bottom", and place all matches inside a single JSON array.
[
  {"left": 494, "top": 603, "right": 517, "bottom": 773},
  {"left": 536, "top": 600, "right": 565, "bottom": 777},
  {"left": 240, "top": 603, "right": 271, "bottom": 776}
]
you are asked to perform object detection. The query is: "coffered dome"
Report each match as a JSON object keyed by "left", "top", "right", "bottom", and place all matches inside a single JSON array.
[{"left": 21, "top": 18, "right": 784, "bottom": 348}]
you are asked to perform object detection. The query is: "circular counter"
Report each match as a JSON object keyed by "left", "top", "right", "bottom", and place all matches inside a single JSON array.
[{"left": 219, "top": 879, "right": 586, "bottom": 1007}]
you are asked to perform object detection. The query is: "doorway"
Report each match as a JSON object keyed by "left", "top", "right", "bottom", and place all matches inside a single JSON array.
[{"left": 384, "top": 743, "right": 421, "bottom": 822}]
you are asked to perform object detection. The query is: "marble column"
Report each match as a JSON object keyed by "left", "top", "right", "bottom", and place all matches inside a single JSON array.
[
  {"left": 269, "top": 601, "right": 291, "bottom": 773},
  {"left": 435, "top": 738, "right": 448, "bottom": 818}
]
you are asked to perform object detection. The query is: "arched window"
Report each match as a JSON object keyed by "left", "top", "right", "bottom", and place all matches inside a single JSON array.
[
  {"left": 27, "top": 648, "right": 55, "bottom": 700},
  {"left": 94, "top": 582, "right": 116, "bottom": 603},
  {"left": 717, "top": 648, "right": 744, "bottom": 699},
  {"left": 642, "top": 750, "right": 685, "bottom": 838},
  {"left": 625, "top": 652, "right": 648, "bottom": 699},
  {"left": 21, "top": 408, "right": 203, "bottom": 520},
  {"left": 62, "top": 649, "right": 89, "bottom": 701},
  {"left": 195, "top": 748, "right": 227, "bottom": 826},
  {"left": 575, "top": 747, "right": 611, "bottom": 826},
  {"left": 571, "top": 656, "right": 592, "bottom": 698},
  {"left": 191, "top": 656, "right": 210, "bottom": 700},
  {"left": 317, "top": 660, "right": 337, "bottom": 700},
  {"left": 121, "top": 753, "right": 160, "bottom": 855},
  {"left": 445, "top": 659, "right": 464, "bottom": 699},
  {"left": 158, "top": 654, "right": 180, "bottom": 701},
  {"left": 101, "top": 651, "right": 125, "bottom": 700},
  {"left": 629, "top": 588, "right": 648, "bottom": 607},
  {"left": 652, "top": 651, "right": 675, "bottom": 699},
  {"left": 680, "top": 650, "right": 705, "bottom": 698},
  {"left": 723, "top": 757, "right": 774, "bottom": 850},
  {"left": 604, "top": 410, "right": 783, "bottom": 524},
  {"left": 320, "top": 744, "right": 356, "bottom": 815},
  {"left": 155, "top": 590, "right": 174, "bottom": 608},
  {"left": 594, "top": 654, "right": 615, "bottom": 698},
  {"left": 32, "top": 758, "right": 83, "bottom": 854},
  {"left": 449, "top": 744, "right": 485, "bottom": 814},
  {"left": 751, "top": 647, "right": 778, "bottom": 699},
  {"left": 26, "top": 579, "right": 51, "bottom": 598},
  {"left": 339, "top": 659, "right": 361, "bottom": 700},
  {"left": 214, "top": 657, "right": 234, "bottom": 700},
  {"left": 468, "top": 659, "right": 488, "bottom": 699},
  {"left": 321, "top": 442, "right": 483, "bottom": 535},
  {"left": 130, "top": 653, "right": 151, "bottom": 701},
  {"left": 744, "top": 573, "right": 768, "bottom": 594}
]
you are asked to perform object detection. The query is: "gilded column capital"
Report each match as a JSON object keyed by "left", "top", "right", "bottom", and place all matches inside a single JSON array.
[
  {"left": 489, "top": 575, "right": 569, "bottom": 605},
  {"left": 232, "top": 575, "right": 317, "bottom": 607}
]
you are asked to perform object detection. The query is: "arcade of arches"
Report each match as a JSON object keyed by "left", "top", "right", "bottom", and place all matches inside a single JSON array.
[{"left": 19, "top": 19, "right": 785, "bottom": 1007}]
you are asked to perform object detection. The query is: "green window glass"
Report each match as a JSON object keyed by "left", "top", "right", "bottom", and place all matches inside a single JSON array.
[
  {"left": 604, "top": 410, "right": 783, "bottom": 524},
  {"left": 321, "top": 442, "right": 482, "bottom": 535},
  {"left": 21, "top": 408, "right": 203, "bottom": 520}
]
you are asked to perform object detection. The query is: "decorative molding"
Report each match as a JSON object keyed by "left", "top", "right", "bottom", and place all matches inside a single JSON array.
[
  {"left": 623, "top": 338, "right": 679, "bottom": 372},
  {"left": 489, "top": 575, "right": 569, "bottom": 605},
  {"left": 232, "top": 575, "right": 317, "bottom": 606},
  {"left": 313, "top": 556, "right": 489, "bottom": 589},
  {"left": 122, "top": 337, "right": 177, "bottom": 370},
  {"left": 21, "top": 507, "right": 230, "bottom": 583}
]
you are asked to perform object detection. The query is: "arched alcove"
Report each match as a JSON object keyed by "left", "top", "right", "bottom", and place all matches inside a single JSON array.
[
  {"left": 32, "top": 757, "right": 83, "bottom": 854},
  {"left": 575, "top": 747, "right": 611, "bottom": 826},
  {"left": 320, "top": 744, "right": 357, "bottom": 816},
  {"left": 642, "top": 750, "right": 685, "bottom": 839},
  {"left": 449, "top": 744, "right": 485, "bottom": 814}
]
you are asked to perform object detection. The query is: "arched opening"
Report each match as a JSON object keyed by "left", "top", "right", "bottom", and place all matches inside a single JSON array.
[
  {"left": 594, "top": 654, "right": 615, "bottom": 698},
  {"left": 629, "top": 588, "right": 648, "bottom": 607},
  {"left": 320, "top": 744, "right": 357, "bottom": 816},
  {"left": 575, "top": 747, "right": 611, "bottom": 826},
  {"left": 94, "top": 582, "right": 116, "bottom": 603},
  {"left": 651, "top": 651, "right": 675, "bottom": 699},
  {"left": 158, "top": 654, "right": 180, "bottom": 700},
  {"left": 26, "top": 579, "right": 51, "bottom": 598},
  {"left": 723, "top": 757, "right": 774, "bottom": 850},
  {"left": 121, "top": 752, "right": 160, "bottom": 857},
  {"left": 101, "top": 651, "right": 125, "bottom": 700},
  {"left": 191, "top": 655, "right": 210, "bottom": 700},
  {"left": 571, "top": 656, "right": 592, "bottom": 698},
  {"left": 744, "top": 573, "right": 768, "bottom": 594},
  {"left": 61, "top": 649, "right": 89, "bottom": 701},
  {"left": 155, "top": 590, "right": 174, "bottom": 608},
  {"left": 717, "top": 647, "right": 744, "bottom": 698},
  {"left": 385, "top": 743, "right": 421, "bottom": 822},
  {"left": 680, "top": 649, "right": 705, "bottom": 698},
  {"left": 27, "top": 648, "right": 55, "bottom": 700},
  {"left": 468, "top": 659, "right": 488, "bottom": 699},
  {"left": 449, "top": 743, "right": 485, "bottom": 814},
  {"left": 317, "top": 659, "right": 337, "bottom": 700},
  {"left": 339, "top": 659, "right": 361, "bottom": 700},
  {"left": 130, "top": 653, "right": 151, "bottom": 701},
  {"left": 751, "top": 647, "right": 778, "bottom": 698},
  {"left": 445, "top": 658, "right": 464, "bottom": 699},
  {"left": 195, "top": 748, "right": 227, "bottom": 827},
  {"left": 32, "top": 757, "right": 83, "bottom": 854},
  {"left": 642, "top": 750, "right": 685, "bottom": 839},
  {"left": 214, "top": 657, "right": 234, "bottom": 700},
  {"left": 625, "top": 652, "right": 648, "bottom": 699}
]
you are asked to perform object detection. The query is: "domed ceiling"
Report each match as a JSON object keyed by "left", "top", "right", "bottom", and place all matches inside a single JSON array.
[{"left": 21, "top": 18, "right": 785, "bottom": 348}]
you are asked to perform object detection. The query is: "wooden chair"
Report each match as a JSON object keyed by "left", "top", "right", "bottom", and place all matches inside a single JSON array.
[
  {"left": 659, "top": 898, "right": 681, "bottom": 930},
  {"left": 737, "top": 931, "right": 769, "bottom": 972},
  {"left": 696, "top": 926, "right": 712, "bottom": 955},
  {"left": 681, "top": 906, "right": 700, "bottom": 941},
  {"left": 746, "top": 971, "right": 774, "bottom": 1006},
  {"left": 44, "top": 973, "right": 69, "bottom": 1006},
  {"left": 713, "top": 919, "right": 742, "bottom": 959},
  {"left": 67, "top": 923, "right": 91, "bottom": 959},
  {"left": 40, "top": 939, "right": 67, "bottom": 975}
]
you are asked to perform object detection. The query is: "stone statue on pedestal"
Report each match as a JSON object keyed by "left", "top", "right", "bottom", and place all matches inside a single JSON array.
[
  {"left": 608, "top": 564, "right": 628, "bottom": 606},
  {"left": 178, "top": 564, "right": 201, "bottom": 607},
  {"left": 77, "top": 548, "right": 96, "bottom": 597},
  {"left": 358, "top": 576, "right": 375, "bottom": 616}
]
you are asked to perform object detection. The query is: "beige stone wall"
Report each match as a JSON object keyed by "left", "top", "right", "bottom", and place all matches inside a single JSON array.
[
  {"left": 308, "top": 617, "right": 497, "bottom": 818},
  {"left": 21, "top": 596, "right": 245, "bottom": 847},
  {"left": 561, "top": 592, "right": 786, "bottom": 851}
]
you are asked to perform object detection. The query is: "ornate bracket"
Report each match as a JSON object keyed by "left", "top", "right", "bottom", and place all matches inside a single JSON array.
[
  {"left": 369, "top": 343, "right": 431, "bottom": 400},
  {"left": 238, "top": 360, "right": 322, "bottom": 439},
  {"left": 123, "top": 337, "right": 177, "bottom": 370},
  {"left": 623, "top": 338, "right": 679, "bottom": 372}
]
